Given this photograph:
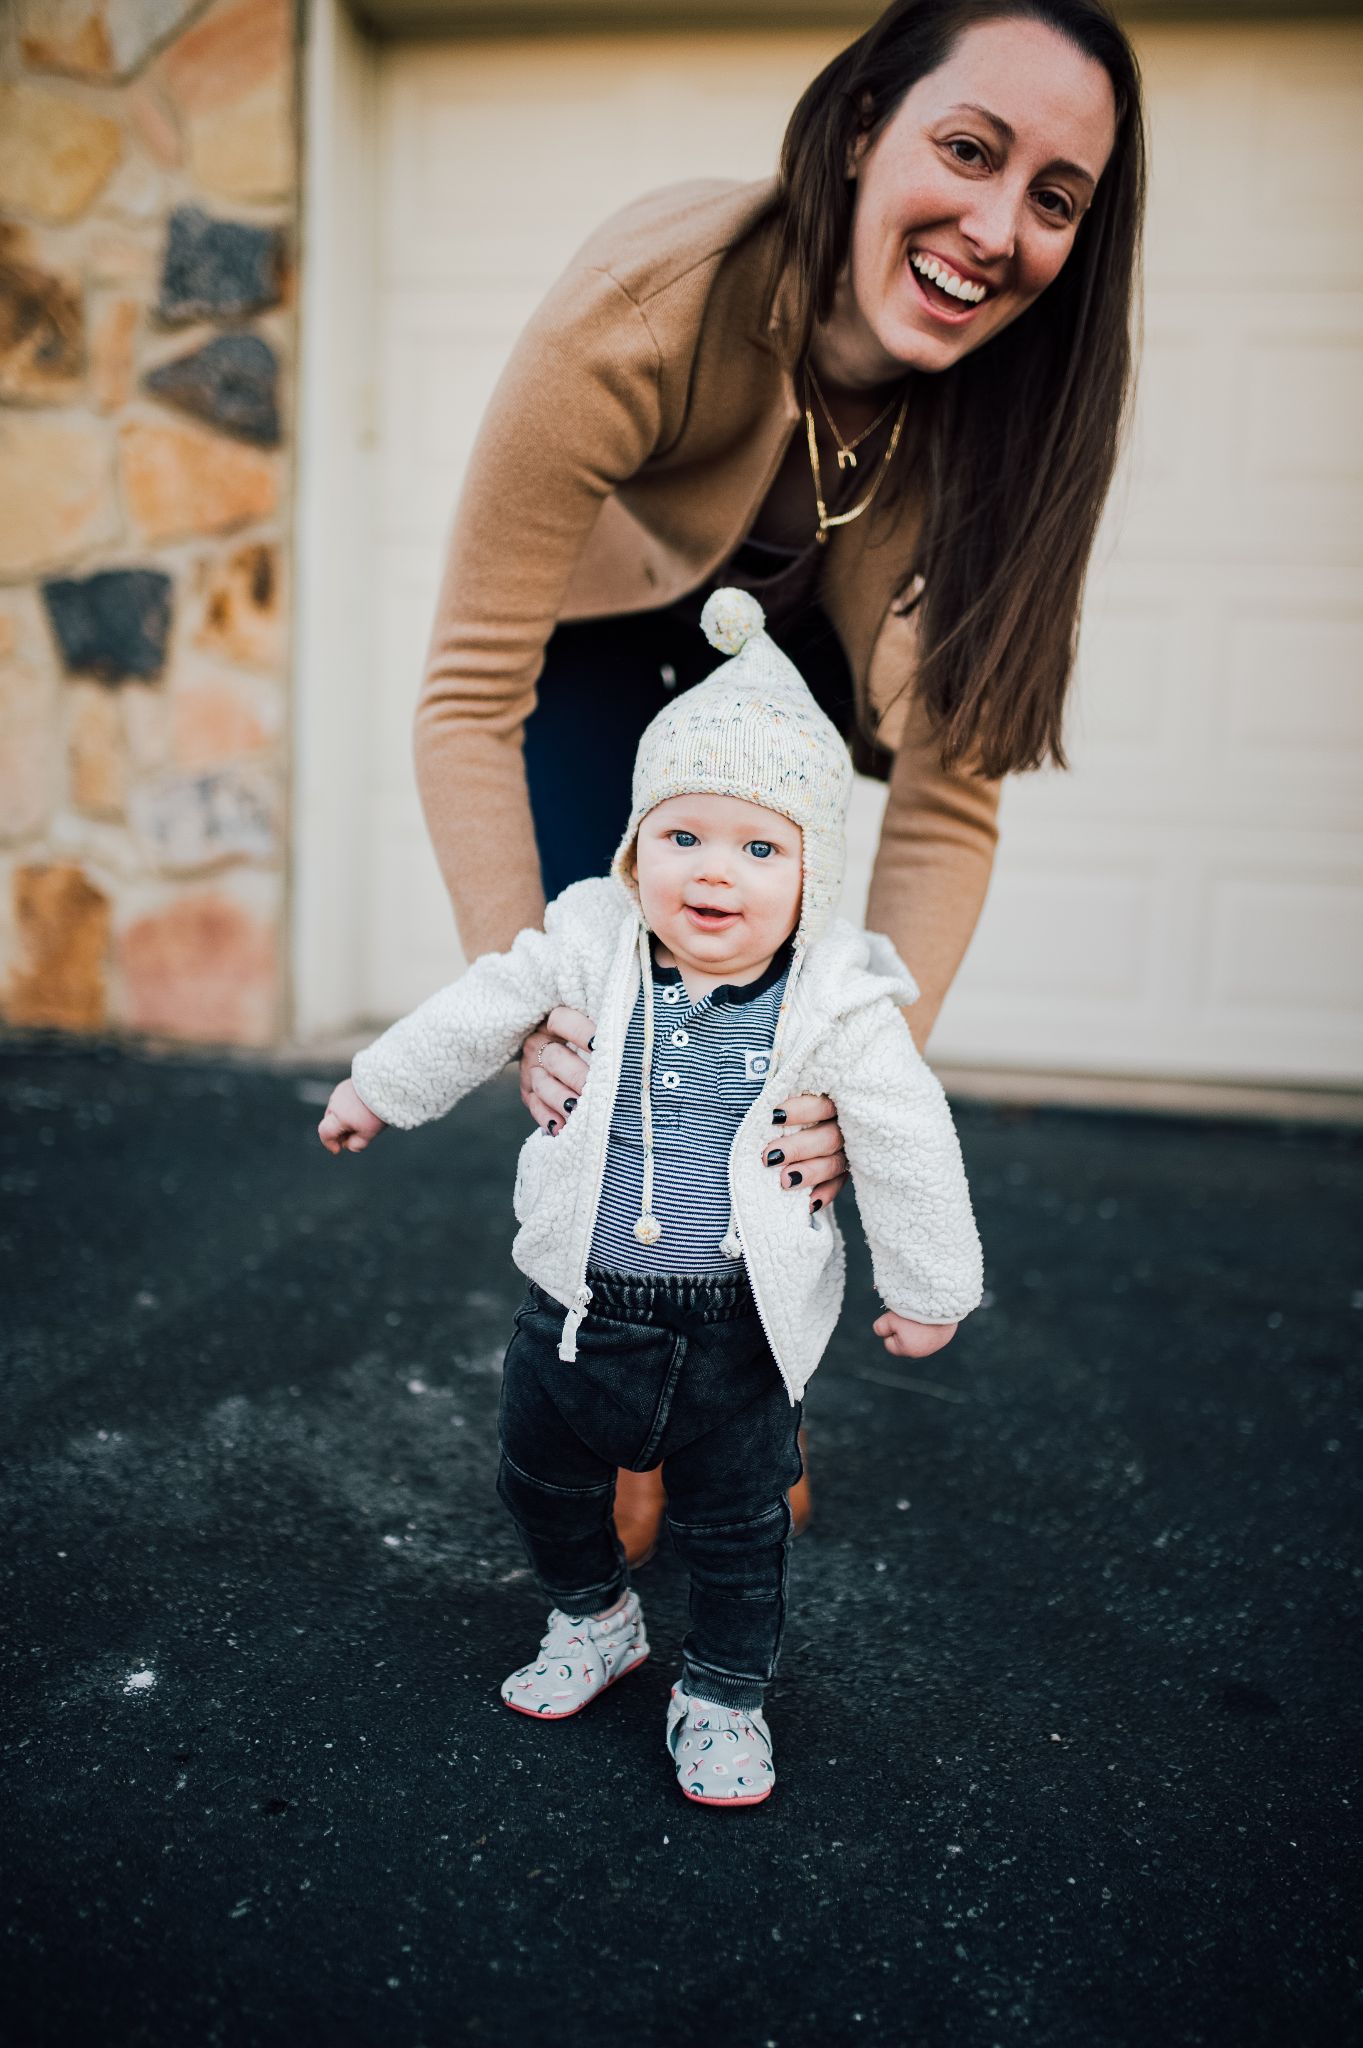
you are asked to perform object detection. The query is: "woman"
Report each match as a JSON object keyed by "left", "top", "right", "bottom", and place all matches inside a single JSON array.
[{"left": 413, "top": 0, "right": 1146, "bottom": 1558}]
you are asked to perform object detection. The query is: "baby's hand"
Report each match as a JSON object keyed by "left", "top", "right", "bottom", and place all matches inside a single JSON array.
[
  {"left": 318, "top": 1078, "right": 386, "bottom": 1155},
  {"left": 872, "top": 1310, "right": 958, "bottom": 1360}
]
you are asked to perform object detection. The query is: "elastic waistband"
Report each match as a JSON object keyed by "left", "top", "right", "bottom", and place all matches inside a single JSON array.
[{"left": 576, "top": 1263, "right": 756, "bottom": 1325}]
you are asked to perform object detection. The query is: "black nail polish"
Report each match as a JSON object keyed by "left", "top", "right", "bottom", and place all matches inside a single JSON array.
[
  {"left": 766, "top": 1148, "right": 784, "bottom": 1166},
  {"left": 770, "top": 1108, "right": 787, "bottom": 1125},
  {"left": 587, "top": 1037, "right": 595, "bottom": 1051},
  {"left": 564, "top": 1096, "right": 577, "bottom": 1114},
  {"left": 547, "top": 1119, "right": 558, "bottom": 1135},
  {"left": 788, "top": 1170, "right": 803, "bottom": 1186},
  {"left": 812, "top": 1198, "right": 823, "bottom": 1212}
]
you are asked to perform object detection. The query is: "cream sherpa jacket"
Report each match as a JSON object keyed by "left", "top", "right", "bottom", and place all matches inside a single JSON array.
[{"left": 351, "top": 877, "right": 983, "bottom": 1403}]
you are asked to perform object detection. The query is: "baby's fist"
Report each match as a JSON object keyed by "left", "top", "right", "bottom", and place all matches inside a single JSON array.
[
  {"left": 872, "top": 1310, "right": 958, "bottom": 1360},
  {"left": 318, "top": 1077, "right": 386, "bottom": 1155}
]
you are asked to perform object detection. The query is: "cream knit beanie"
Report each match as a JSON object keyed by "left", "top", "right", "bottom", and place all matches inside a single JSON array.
[{"left": 610, "top": 587, "right": 853, "bottom": 947}]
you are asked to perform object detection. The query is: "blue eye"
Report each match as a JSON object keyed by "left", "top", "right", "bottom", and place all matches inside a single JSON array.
[
  {"left": 672, "top": 831, "right": 698, "bottom": 847},
  {"left": 747, "top": 841, "right": 774, "bottom": 859}
]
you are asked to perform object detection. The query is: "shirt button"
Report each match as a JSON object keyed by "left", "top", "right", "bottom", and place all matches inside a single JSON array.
[
  {"left": 659, "top": 1071, "right": 680, "bottom": 1090},
  {"left": 660, "top": 987, "right": 682, "bottom": 1004},
  {"left": 670, "top": 1028, "right": 689, "bottom": 1047}
]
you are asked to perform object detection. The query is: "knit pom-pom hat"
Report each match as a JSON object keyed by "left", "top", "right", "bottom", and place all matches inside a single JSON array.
[{"left": 610, "top": 587, "right": 854, "bottom": 950}]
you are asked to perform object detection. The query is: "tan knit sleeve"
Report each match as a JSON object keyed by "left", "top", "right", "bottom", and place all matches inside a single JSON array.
[
  {"left": 414, "top": 265, "right": 663, "bottom": 962},
  {"left": 863, "top": 689, "right": 1002, "bottom": 1054}
]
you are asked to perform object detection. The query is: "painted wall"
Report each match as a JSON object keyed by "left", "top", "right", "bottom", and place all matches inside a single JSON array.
[{"left": 0, "top": 0, "right": 297, "bottom": 1046}]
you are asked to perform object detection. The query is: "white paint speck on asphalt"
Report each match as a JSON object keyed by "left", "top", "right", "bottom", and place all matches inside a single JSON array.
[{"left": 123, "top": 1669, "right": 155, "bottom": 1694}]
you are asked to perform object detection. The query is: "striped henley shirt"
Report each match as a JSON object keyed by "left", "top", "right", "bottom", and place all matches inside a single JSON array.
[{"left": 588, "top": 939, "right": 793, "bottom": 1276}]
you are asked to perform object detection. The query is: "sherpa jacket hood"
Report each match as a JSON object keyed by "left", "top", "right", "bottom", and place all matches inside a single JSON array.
[{"left": 352, "top": 877, "right": 983, "bottom": 1400}]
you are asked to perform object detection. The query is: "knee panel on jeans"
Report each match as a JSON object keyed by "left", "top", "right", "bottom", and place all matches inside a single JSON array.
[
  {"left": 666, "top": 1498, "right": 792, "bottom": 1599},
  {"left": 497, "top": 1451, "right": 615, "bottom": 1544}
]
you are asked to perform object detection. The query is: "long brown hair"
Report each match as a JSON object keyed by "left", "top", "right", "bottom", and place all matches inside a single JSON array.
[{"left": 774, "top": 0, "right": 1146, "bottom": 778}]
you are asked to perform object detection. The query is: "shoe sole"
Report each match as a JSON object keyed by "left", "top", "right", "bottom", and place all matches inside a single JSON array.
[
  {"left": 502, "top": 1647, "right": 650, "bottom": 1720},
  {"left": 679, "top": 1784, "right": 773, "bottom": 1808}
]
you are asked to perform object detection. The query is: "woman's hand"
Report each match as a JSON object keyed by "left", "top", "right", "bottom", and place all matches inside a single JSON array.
[
  {"left": 872, "top": 1312, "right": 958, "bottom": 1360},
  {"left": 760, "top": 1093, "right": 848, "bottom": 1212},
  {"left": 519, "top": 1005, "right": 596, "bottom": 1134},
  {"left": 319, "top": 1078, "right": 387, "bottom": 1155}
]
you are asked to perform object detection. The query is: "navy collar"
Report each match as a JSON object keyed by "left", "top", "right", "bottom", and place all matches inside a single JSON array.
[{"left": 650, "top": 936, "right": 793, "bottom": 1007}]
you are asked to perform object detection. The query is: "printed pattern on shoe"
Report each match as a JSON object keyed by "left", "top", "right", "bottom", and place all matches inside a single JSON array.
[
  {"left": 666, "top": 1684, "right": 775, "bottom": 1806},
  {"left": 501, "top": 1591, "right": 649, "bottom": 1719}
]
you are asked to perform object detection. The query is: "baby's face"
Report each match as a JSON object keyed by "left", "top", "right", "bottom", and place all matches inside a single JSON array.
[{"left": 634, "top": 793, "right": 803, "bottom": 979}]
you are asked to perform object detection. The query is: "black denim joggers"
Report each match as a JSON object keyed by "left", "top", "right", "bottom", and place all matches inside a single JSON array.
[{"left": 497, "top": 1265, "right": 804, "bottom": 1712}]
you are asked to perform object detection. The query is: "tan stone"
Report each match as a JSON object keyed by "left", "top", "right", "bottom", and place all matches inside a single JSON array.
[
  {"left": 68, "top": 680, "right": 127, "bottom": 817},
  {"left": 187, "top": 76, "right": 292, "bottom": 203},
  {"left": 98, "top": 154, "right": 165, "bottom": 223},
  {"left": 159, "top": 0, "right": 291, "bottom": 202},
  {"left": 0, "top": 414, "right": 115, "bottom": 576},
  {"left": 5, "top": 861, "right": 110, "bottom": 1032},
  {"left": 90, "top": 294, "right": 138, "bottom": 411},
  {"left": 20, "top": 1, "right": 205, "bottom": 83},
  {"left": 171, "top": 671, "right": 272, "bottom": 771},
  {"left": 128, "top": 80, "right": 182, "bottom": 168},
  {"left": 119, "top": 420, "right": 277, "bottom": 544},
  {"left": 0, "top": 224, "right": 84, "bottom": 404},
  {"left": 88, "top": 227, "right": 158, "bottom": 288},
  {"left": 0, "top": 87, "right": 122, "bottom": 223},
  {"left": 122, "top": 681, "right": 169, "bottom": 772},
  {"left": 194, "top": 541, "right": 282, "bottom": 670},
  {"left": 158, "top": 0, "right": 289, "bottom": 113},
  {"left": 119, "top": 886, "right": 277, "bottom": 1044},
  {"left": 0, "top": 660, "right": 58, "bottom": 841}
]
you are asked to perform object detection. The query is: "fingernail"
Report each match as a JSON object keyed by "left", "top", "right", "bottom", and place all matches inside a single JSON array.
[
  {"left": 548, "top": 1118, "right": 558, "bottom": 1135},
  {"left": 812, "top": 1198, "right": 823, "bottom": 1212},
  {"left": 564, "top": 1096, "right": 577, "bottom": 1114},
  {"left": 788, "top": 1170, "right": 803, "bottom": 1186},
  {"left": 766, "top": 1148, "right": 784, "bottom": 1166},
  {"left": 770, "top": 1108, "right": 787, "bottom": 1125},
  {"left": 587, "top": 1037, "right": 596, "bottom": 1051}
]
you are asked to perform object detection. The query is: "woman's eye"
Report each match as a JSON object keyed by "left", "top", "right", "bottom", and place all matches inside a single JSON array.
[
  {"left": 1034, "top": 188, "right": 1074, "bottom": 222},
  {"left": 672, "top": 831, "right": 698, "bottom": 847},
  {"left": 747, "top": 841, "right": 774, "bottom": 860},
  {"left": 946, "top": 137, "right": 988, "bottom": 168}
]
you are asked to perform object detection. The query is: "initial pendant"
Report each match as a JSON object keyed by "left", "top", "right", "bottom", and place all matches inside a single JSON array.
[{"left": 836, "top": 448, "right": 857, "bottom": 470}]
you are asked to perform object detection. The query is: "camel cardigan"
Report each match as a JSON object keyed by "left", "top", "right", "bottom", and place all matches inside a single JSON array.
[{"left": 414, "top": 175, "right": 1002, "bottom": 1049}]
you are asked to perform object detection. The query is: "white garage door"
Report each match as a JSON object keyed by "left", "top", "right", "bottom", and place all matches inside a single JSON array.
[{"left": 366, "top": 22, "right": 1363, "bottom": 1086}]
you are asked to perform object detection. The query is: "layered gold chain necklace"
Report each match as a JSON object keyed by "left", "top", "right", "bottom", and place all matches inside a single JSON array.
[{"left": 803, "top": 361, "right": 909, "bottom": 546}]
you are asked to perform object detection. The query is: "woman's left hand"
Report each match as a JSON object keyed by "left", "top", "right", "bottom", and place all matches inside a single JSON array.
[{"left": 760, "top": 1093, "right": 848, "bottom": 1212}]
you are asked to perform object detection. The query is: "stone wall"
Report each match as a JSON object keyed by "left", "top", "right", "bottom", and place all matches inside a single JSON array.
[{"left": 0, "top": 0, "right": 296, "bottom": 1047}]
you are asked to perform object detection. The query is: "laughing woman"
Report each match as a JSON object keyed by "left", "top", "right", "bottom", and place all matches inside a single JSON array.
[{"left": 413, "top": 0, "right": 1146, "bottom": 1559}]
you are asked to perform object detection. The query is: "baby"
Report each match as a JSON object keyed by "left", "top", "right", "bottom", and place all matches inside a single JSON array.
[{"left": 319, "top": 589, "right": 982, "bottom": 1808}]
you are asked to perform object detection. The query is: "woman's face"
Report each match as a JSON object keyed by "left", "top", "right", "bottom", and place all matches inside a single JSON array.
[{"left": 842, "top": 15, "right": 1118, "bottom": 379}]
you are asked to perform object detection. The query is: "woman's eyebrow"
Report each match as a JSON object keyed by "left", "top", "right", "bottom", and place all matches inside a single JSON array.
[{"left": 945, "top": 100, "right": 1098, "bottom": 189}]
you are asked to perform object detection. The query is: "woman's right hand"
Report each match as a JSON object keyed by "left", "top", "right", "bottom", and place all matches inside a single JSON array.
[{"left": 519, "top": 1005, "right": 596, "bottom": 1134}]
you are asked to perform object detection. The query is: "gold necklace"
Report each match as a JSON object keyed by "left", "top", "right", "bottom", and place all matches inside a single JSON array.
[
  {"left": 805, "top": 360, "right": 902, "bottom": 470},
  {"left": 803, "top": 367, "right": 909, "bottom": 546}
]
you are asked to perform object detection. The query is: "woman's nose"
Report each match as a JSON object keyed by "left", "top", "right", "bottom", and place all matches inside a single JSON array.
[{"left": 956, "top": 184, "right": 1019, "bottom": 268}]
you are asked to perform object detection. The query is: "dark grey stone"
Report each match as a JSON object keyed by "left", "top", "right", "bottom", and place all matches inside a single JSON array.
[
  {"left": 41, "top": 568, "right": 173, "bottom": 683},
  {"left": 143, "top": 333, "right": 280, "bottom": 446},
  {"left": 157, "top": 205, "right": 284, "bottom": 325}
]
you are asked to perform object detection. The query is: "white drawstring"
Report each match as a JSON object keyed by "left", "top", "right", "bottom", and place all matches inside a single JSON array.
[{"left": 633, "top": 924, "right": 662, "bottom": 1246}]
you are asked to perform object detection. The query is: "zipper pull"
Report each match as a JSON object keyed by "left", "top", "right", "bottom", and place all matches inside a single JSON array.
[{"left": 557, "top": 1282, "right": 594, "bottom": 1362}]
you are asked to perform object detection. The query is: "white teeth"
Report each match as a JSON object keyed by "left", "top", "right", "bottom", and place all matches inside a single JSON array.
[{"left": 910, "top": 252, "right": 987, "bottom": 304}]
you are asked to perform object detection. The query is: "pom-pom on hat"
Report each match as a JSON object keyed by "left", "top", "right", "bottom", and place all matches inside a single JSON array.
[{"left": 610, "top": 587, "right": 853, "bottom": 949}]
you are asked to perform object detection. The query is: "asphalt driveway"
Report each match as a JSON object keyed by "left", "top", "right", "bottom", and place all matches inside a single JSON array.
[{"left": 3, "top": 1042, "right": 1360, "bottom": 2047}]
